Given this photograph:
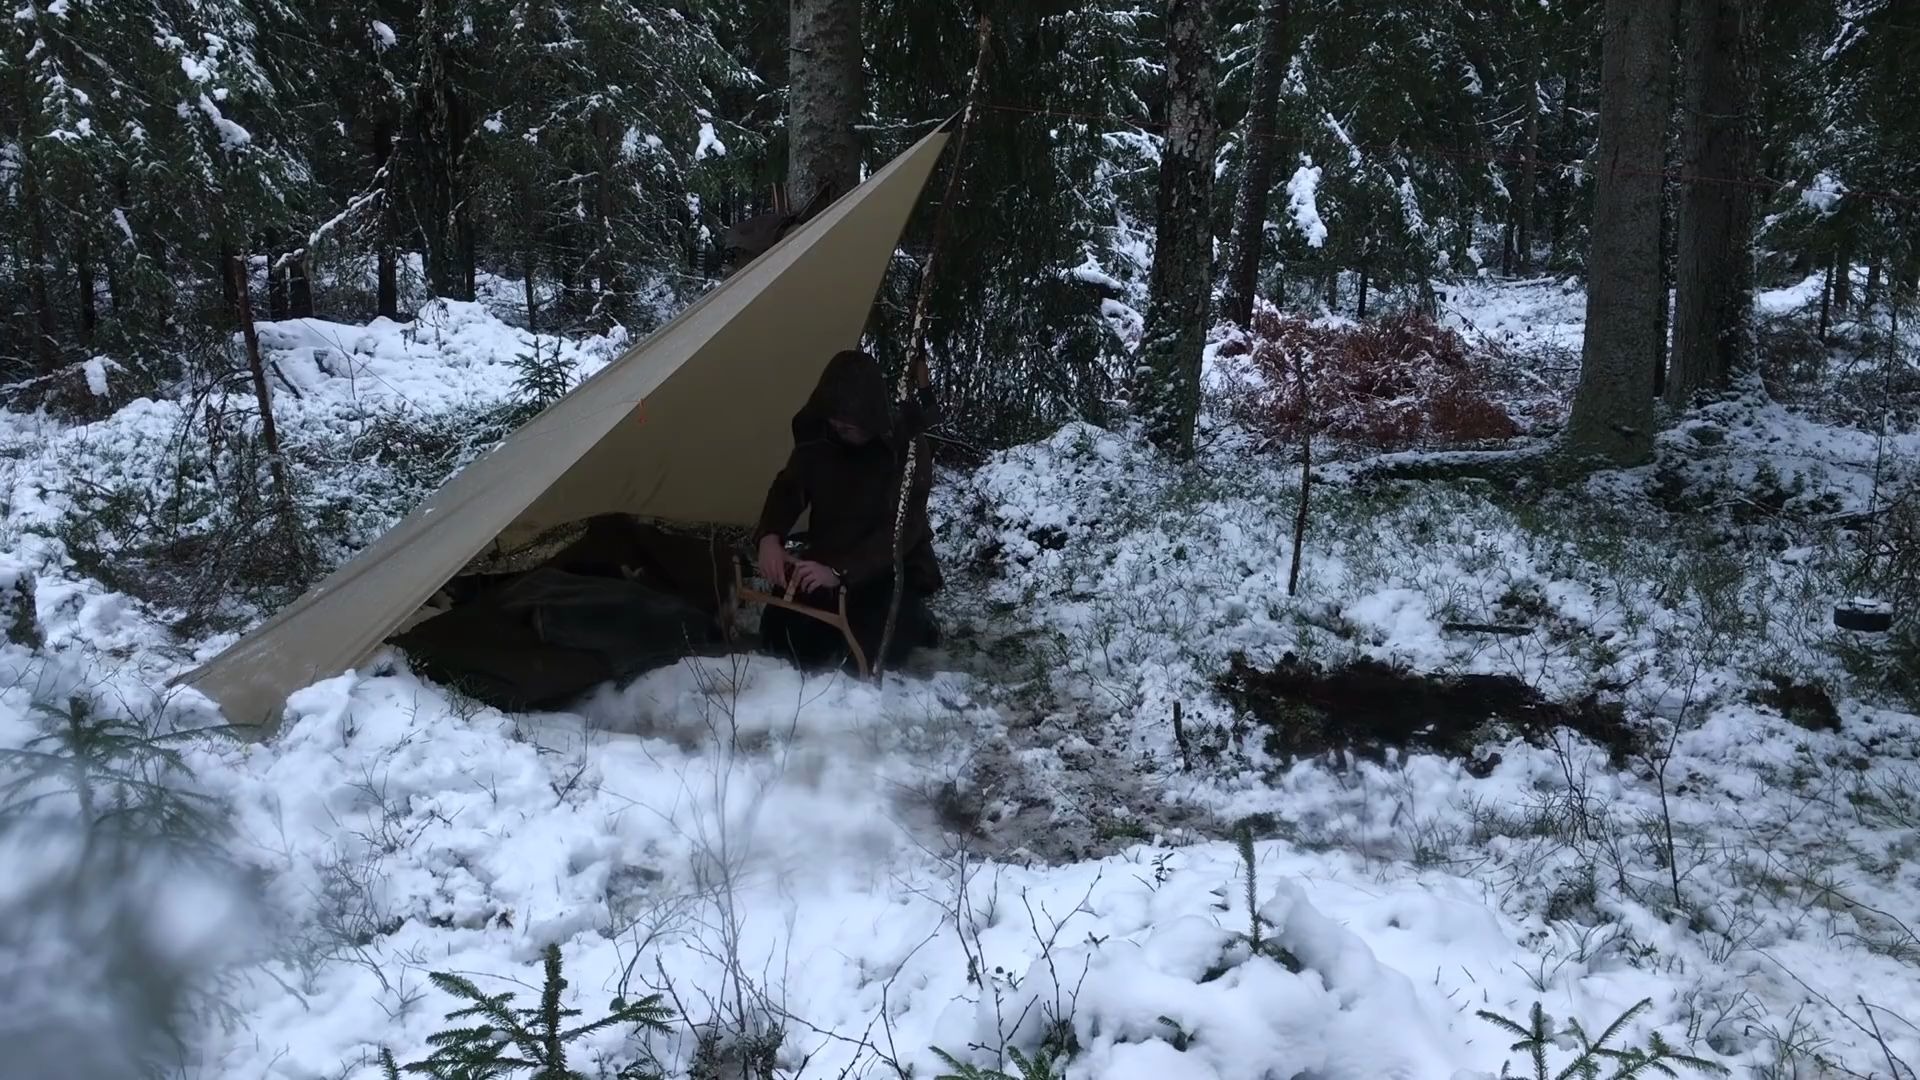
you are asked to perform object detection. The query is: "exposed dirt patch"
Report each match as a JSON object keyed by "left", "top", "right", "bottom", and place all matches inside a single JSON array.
[
  {"left": 1216, "top": 652, "right": 1639, "bottom": 769},
  {"left": 937, "top": 722, "right": 1223, "bottom": 864},
  {"left": 1751, "top": 673, "right": 1840, "bottom": 731}
]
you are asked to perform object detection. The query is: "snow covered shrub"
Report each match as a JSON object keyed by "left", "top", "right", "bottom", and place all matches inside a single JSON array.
[
  {"left": 49, "top": 414, "right": 317, "bottom": 633},
  {"left": 1214, "top": 308, "right": 1526, "bottom": 453},
  {"left": 1844, "top": 469, "right": 1920, "bottom": 702},
  {"left": 939, "top": 875, "right": 1463, "bottom": 1079},
  {"left": 0, "top": 560, "right": 37, "bottom": 647},
  {"left": 1864, "top": 470, "right": 1920, "bottom": 609},
  {"left": 1753, "top": 312, "right": 1832, "bottom": 407},
  {"left": 42, "top": 385, "right": 512, "bottom": 633},
  {"left": 344, "top": 402, "right": 518, "bottom": 522}
]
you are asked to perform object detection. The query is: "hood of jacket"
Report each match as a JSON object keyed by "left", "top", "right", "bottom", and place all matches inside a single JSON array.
[{"left": 792, "top": 350, "right": 895, "bottom": 446}]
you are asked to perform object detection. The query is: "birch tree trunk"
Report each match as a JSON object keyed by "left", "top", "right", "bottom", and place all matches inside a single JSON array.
[
  {"left": 1137, "top": 0, "right": 1220, "bottom": 459},
  {"left": 1564, "top": 0, "right": 1677, "bottom": 466},
  {"left": 1667, "top": 0, "right": 1755, "bottom": 408},
  {"left": 1222, "top": 0, "right": 1291, "bottom": 327},
  {"left": 787, "top": 0, "right": 862, "bottom": 212}
]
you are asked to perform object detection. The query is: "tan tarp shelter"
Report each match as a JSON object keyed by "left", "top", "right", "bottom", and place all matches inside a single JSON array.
[{"left": 173, "top": 121, "right": 954, "bottom": 728}]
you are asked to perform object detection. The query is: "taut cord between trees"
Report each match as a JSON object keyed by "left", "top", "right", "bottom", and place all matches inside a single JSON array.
[{"left": 875, "top": 12, "right": 994, "bottom": 678}]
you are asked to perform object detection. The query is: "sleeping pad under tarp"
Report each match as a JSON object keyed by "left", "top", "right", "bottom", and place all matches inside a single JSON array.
[{"left": 387, "top": 514, "right": 744, "bottom": 710}]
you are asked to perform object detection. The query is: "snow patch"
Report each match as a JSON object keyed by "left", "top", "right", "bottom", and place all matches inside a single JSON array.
[
  {"left": 693, "top": 122, "right": 726, "bottom": 160},
  {"left": 82, "top": 356, "right": 113, "bottom": 397},
  {"left": 195, "top": 94, "right": 251, "bottom": 149},
  {"left": 1287, "top": 161, "right": 1328, "bottom": 248},
  {"left": 1802, "top": 171, "right": 1845, "bottom": 214}
]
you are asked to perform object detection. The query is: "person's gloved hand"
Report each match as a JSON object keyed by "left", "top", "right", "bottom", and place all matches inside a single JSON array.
[
  {"left": 790, "top": 560, "right": 841, "bottom": 593},
  {"left": 757, "top": 534, "right": 791, "bottom": 589}
]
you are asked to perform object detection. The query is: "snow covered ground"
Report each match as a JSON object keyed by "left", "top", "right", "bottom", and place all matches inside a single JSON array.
[{"left": 2, "top": 279, "right": 1918, "bottom": 1079}]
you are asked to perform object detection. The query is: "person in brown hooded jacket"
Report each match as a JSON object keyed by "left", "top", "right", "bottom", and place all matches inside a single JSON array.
[{"left": 754, "top": 349, "right": 943, "bottom": 669}]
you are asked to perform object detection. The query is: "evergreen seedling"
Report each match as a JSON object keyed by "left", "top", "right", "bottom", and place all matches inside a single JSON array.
[
  {"left": 384, "top": 944, "right": 672, "bottom": 1080},
  {"left": 1477, "top": 998, "right": 1730, "bottom": 1079}
]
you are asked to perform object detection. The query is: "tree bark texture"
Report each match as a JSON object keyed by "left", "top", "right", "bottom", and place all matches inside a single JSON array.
[
  {"left": 1222, "top": 0, "right": 1291, "bottom": 327},
  {"left": 1667, "top": 0, "right": 1755, "bottom": 408},
  {"left": 1137, "top": 0, "right": 1220, "bottom": 459},
  {"left": 415, "top": 2, "right": 475, "bottom": 302},
  {"left": 1516, "top": 57, "right": 1540, "bottom": 275},
  {"left": 1834, "top": 236, "right": 1853, "bottom": 311},
  {"left": 288, "top": 253, "right": 314, "bottom": 319},
  {"left": 787, "top": 0, "right": 862, "bottom": 212},
  {"left": 23, "top": 165, "right": 58, "bottom": 372},
  {"left": 375, "top": 119, "right": 400, "bottom": 319},
  {"left": 77, "top": 235, "right": 96, "bottom": 343},
  {"left": 267, "top": 230, "right": 290, "bottom": 320},
  {"left": 9, "top": 33, "right": 58, "bottom": 371},
  {"left": 1565, "top": 0, "right": 1677, "bottom": 466},
  {"left": 1547, "top": 61, "right": 1584, "bottom": 266},
  {"left": 229, "top": 254, "right": 297, "bottom": 536},
  {"left": 1656, "top": 171, "right": 1673, "bottom": 398}
]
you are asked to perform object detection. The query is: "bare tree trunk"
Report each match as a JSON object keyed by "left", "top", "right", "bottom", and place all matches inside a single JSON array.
[
  {"left": 288, "top": 253, "right": 314, "bottom": 318},
  {"left": 524, "top": 260, "right": 538, "bottom": 333},
  {"left": 787, "top": 0, "right": 861, "bottom": 212},
  {"left": 1546, "top": 61, "right": 1583, "bottom": 267},
  {"left": 268, "top": 235, "right": 291, "bottom": 321},
  {"left": 1565, "top": 0, "right": 1677, "bottom": 466},
  {"left": 1517, "top": 58, "right": 1540, "bottom": 275},
  {"left": 229, "top": 254, "right": 298, "bottom": 541},
  {"left": 590, "top": 112, "right": 625, "bottom": 328},
  {"left": 460, "top": 204, "right": 477, "bottom": 301},
  {"left": 25, "top": 177, "right": 58, "bottom": 370},
  {"left": 77, "top": 235, "right": 97, "bottom": 344},
  {"left": 876, "top": 15, "right": 994, "bottom": 679},
  {"left": 415, "top": 0, "right": 475, "bottom": 302},
  {"left": 375, "top": 119, "right": 400, "bottom": 319},
  {"left": 1819, "top": 255, "right": 1834, "bottom": 343},
  {"left": 377, "top": 249, "right": 399, "bottom": 319},
  {"left": 1667, "top": 0, "right": 1754, "bottom": 408},
  {"left": 1356, "top": 258, "right": 1370, "bottom": 320},
  {"left": 1137, "top": 0, "right": 1220, "bottom": 458},
  {"left": 220, "top": 241, "right": 241, "bottom": 323},
  {"left": 1287, "top": 345, "right": 1312, "bottom": 596},
  {"left": 1834, "top": 236, "right": 1854, "bottom": 312},
  {"left": 11, "top": 39, "right": 58, "bottom": 372},
  {"left": 1222, "top": 0, "right": 1292, "bottom": 327},
  {"left": 1655, "top": 176, "right": 1672, "bottom": 399}
]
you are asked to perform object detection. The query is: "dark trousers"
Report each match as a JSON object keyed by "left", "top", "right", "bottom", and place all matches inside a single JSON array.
[{"left": 759, "top": 579, "right": 937, "bottom": 672}]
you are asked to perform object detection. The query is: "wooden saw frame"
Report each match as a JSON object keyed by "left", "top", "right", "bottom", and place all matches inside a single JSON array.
[{"left": 729, "top": 557, "right": 871, "bottom": 677}]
